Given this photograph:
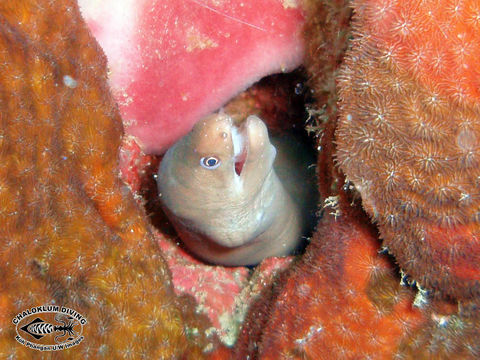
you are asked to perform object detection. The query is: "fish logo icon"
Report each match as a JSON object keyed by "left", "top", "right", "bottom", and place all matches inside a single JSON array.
[
  {"left": 20, "top": 314, "right": 80, "bottom": 343},
  {"left": 12, "top": 305, "right": 86, "bottom": 351}
]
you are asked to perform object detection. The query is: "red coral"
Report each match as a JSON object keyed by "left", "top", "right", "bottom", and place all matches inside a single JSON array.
[
  {"left": 336, "top": 0, "right": 480, "bottom": 300},
  {"left": 234, "top": 211, "right": 427, "bottom": 359},
  {"left": 234, "top": 212, "right": 480, "bottom": 359}
]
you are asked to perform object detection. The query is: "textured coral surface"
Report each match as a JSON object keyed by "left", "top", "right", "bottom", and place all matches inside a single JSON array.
[
  {"left": 398, "top": 300, "right": 480, "bottom": 359},
  {"left": 0, "top": 1, "right": 218, "bottom": 358},
  {"left": 336, "top": 0, "right": 480, "bottom": 300},
  {"left": 234, "top": 211, "right": 427, "bottom": 359}
]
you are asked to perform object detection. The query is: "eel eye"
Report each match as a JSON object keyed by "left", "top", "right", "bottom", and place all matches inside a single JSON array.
[{"left": 200, "top": 156, "right": 221, "bottom": 169}]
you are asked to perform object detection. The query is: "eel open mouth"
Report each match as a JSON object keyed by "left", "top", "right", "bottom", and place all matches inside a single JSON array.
[{"left": 232, "top": 125, "right": 247, "bottom": 176}]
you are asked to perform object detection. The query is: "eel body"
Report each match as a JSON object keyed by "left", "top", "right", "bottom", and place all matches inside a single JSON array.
[{"left": 157, "top": 113, "right": 315, "bottom": 266}]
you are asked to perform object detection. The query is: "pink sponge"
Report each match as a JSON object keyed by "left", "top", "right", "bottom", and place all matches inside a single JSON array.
[{"left": 79, "top": 0, "right": 305, "bottom": 153}]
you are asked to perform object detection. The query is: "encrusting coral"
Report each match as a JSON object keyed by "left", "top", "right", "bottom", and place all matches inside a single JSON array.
[
  {"left": 0, "top": 1, "right": 219, "bottom": 358},
  {"left": 233, "top": 210, "right": 428, "bottom": 359},
  {"left": 397, "top": 300, "right": 480, "bottom": 358},
  {"left": 336, "top": 0, "right": 480, "bottom": 300}
]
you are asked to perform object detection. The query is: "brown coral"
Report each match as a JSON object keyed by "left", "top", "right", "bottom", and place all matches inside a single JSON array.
[
  {"left": 398, "top": 300, "right": 480, "bottom": 359},
  {"left": 0, "top": 1, "right": 216, "bottom": 358},
  {"left": 336, "top": 0, "right": 480, "bottom": 300}
]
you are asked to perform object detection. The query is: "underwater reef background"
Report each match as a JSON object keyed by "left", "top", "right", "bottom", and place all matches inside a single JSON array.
[{"left": 0, "top": 0, "right": 479, "bottom": 359}]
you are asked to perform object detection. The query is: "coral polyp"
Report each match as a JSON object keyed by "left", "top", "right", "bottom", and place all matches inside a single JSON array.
[{"left": 336, "top": 0, "right": 480, "bottom": 300}]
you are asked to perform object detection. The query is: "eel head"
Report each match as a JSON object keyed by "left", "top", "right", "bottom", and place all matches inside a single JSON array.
[
  {"left": 157, "top": 113, "right": 303, "bottom": 264},
  {"left": 159, "top": 113, "right": 277, "bottom": 202}
]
